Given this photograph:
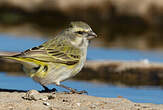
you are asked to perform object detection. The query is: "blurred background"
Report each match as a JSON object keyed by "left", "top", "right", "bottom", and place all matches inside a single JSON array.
[{"left": 0, "top": 0, "right": 163, "bottom": 104}]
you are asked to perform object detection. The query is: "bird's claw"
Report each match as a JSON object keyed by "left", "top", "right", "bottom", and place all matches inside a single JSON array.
[
  {"left": 70, "top": 90, "right": 88, "bottom": 94},
  {"left": 41, "top": 88, "right": 57, "bottom": 93}
]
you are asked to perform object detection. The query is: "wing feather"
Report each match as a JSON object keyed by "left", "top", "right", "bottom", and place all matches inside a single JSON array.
[{"left": 14, "top": 44, "right": 81, "bottom": 65}]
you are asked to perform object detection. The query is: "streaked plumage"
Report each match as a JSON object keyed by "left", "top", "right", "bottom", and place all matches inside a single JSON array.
[{"left": 1, "top": 21, "right": 97, "bottom": 93}]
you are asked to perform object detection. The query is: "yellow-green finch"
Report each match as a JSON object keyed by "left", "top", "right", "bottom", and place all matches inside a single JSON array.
[{"left": 1, "top": 21, "right": 97, "bottom": 93}]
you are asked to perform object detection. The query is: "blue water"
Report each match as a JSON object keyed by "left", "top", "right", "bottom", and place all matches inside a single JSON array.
[
  {"left": 88, "top": 48, "right": 163, "bottom": 62},
  {"left": 0, "top": 34, "right": 163, "bottom": 104},
  {"left": 0, "top": 73, "right": 162, "bottom": 104}
]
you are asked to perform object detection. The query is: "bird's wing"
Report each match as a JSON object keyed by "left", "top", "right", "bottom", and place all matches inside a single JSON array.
[{"left": 13, "top": 44, "right": 81, "bottom": 65}]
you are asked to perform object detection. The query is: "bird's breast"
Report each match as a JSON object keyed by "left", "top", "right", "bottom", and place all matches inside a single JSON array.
[{"left": 71, "top": 47, "right": 87, "bottom": 76}]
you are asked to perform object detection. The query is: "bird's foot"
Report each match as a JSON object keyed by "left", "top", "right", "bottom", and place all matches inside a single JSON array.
[
  {"left": 71, "top": 90, "right": 88, "bottom": 94},
  {"left": 64, "top": 89, "right": 88, "bottom": 94},
  {"left": 57, "top": 84, "right": 88, "bottom": 94},
  {"left": 41, "top": 88, "right": 57, "bottom": 93},
  {"left": 41, "top": 85, "right": 57, "bottom": 93}
]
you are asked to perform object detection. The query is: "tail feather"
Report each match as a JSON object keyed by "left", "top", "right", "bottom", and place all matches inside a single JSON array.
[
  {"left": 0, "top": 55, "right": 47, "bottom": 78},
  {"left": 0, "top": 56, "right": 42, "bottom": 67},
  {"left": 0, "top": 56, "right": 24, "bottom": 62}
]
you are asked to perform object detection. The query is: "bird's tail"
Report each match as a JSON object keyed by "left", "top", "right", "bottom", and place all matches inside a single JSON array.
[
  {"left": 0, "top": 56, "right": 37, "bottom": 70},
  {"left": 0, "top": 55, "right": 24, "bottom": 62},
  {"left": 0, "top": 56, "right": 42, "bottom": 67},
  {"left": 0, "top": 55, "right": 44, "bottom": 77}
]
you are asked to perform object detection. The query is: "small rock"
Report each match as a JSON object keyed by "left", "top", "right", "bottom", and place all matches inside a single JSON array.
[
  {"left": 62, "top": 99, "right": 68, "bottom": 102},
  {"left": 40, "top": 97, "right": 48, "bottom": 101},
  {"left": 142, "top": 105, "right": 149, "bottom": 108},
  {"left": 76, "top": 103, "right": 81, "bottom": 106},
  {"left": 134, "top": 103, "right": 141, "bottom": 106},
  {"left": 23, "top": 90, "right": 39, "bottom": 101},
  {"left": 90, "top": 104, "right": 96, "bottom": 109},
  {"left": 43, "top": 102, "right": 50, "bottom": 106},
  {"left": 22, "top": 89, "right": 48, "bottom": 101},
  {"left": 48, "top": 94, "right": 56, "bottom": 100}
]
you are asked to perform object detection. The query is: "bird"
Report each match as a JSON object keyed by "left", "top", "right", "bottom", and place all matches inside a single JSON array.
[{"left": 0, "top": 21, "right": 97, "bottom": 94}]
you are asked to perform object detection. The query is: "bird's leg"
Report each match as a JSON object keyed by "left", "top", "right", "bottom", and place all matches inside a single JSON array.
[
  {"left": 41, "top": 85, "right": 57, "bottom": 92},
  {"left": 56, "top": 84, "right": 87, "bottom": 94},
  {"left": 42, "top": 85, "right": 50, "bottom": 91}
]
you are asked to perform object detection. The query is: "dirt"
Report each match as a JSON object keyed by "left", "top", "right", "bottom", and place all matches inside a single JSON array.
[{"left": 0, "top": 90, "right": 162, "bottom": 110}]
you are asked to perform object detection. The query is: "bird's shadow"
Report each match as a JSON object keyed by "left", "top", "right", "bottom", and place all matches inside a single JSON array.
[
  {"left": 0, "top": 88, "right": 27, "bottom": 92},
  {"left": 0, "top": 88, "right": 52, "bottom": 93},
  {"left": 0, "top": 88, "right": 88, "bottom": 94}
]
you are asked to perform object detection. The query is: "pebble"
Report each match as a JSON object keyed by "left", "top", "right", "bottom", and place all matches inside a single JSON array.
[
  {"left": 90, "top": 104, "right": 97, "bottom": 109},
  {"left": 43, "top": 102, "right": 50, "bottom": 106},
  {"left": 23, "top": 89, "right": 48, "bottom": 101},
  {"left": 76, "top": 103, "right": 81, "bottom": 106},
  {"left": 41, "top": 97, "right": 48, "bottom": 101},
  {"left": 48, "top": 94, "right": 56, "bottom": 100},
  {"left": 23, "top": 90, "right": 40, "bottom": 101}
]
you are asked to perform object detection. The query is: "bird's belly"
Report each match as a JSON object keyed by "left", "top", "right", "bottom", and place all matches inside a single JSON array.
[
  {"left": 33, "top": 59, "right": 85, "bottom": 86},
  {"left": 57, "top": 55, "right": 87, "bottom": 83},
  {"left": 32, "top": 65, "right": 71, "bottom": 85},
  {"left": 54, "top": 61, "right": 85, "bottom": 84}
]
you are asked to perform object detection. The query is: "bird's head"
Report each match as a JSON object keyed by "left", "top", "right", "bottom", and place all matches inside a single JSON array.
[{"left": 66, "top": 21, "right": 97, "bottom": 48}]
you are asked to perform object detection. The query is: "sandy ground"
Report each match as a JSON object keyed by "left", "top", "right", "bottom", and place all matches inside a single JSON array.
[{"left": 0, "top": 90, "right": 162, "bottom": 110}]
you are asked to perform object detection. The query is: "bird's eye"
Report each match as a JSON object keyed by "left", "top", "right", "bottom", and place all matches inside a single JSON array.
[{"left": 76, "top": 31, "right": 84, "bottom": 34}]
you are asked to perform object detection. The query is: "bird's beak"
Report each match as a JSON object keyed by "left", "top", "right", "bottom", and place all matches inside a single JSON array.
[{"left": 87, "top": 31, "right": 97, "bottom": 40}]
